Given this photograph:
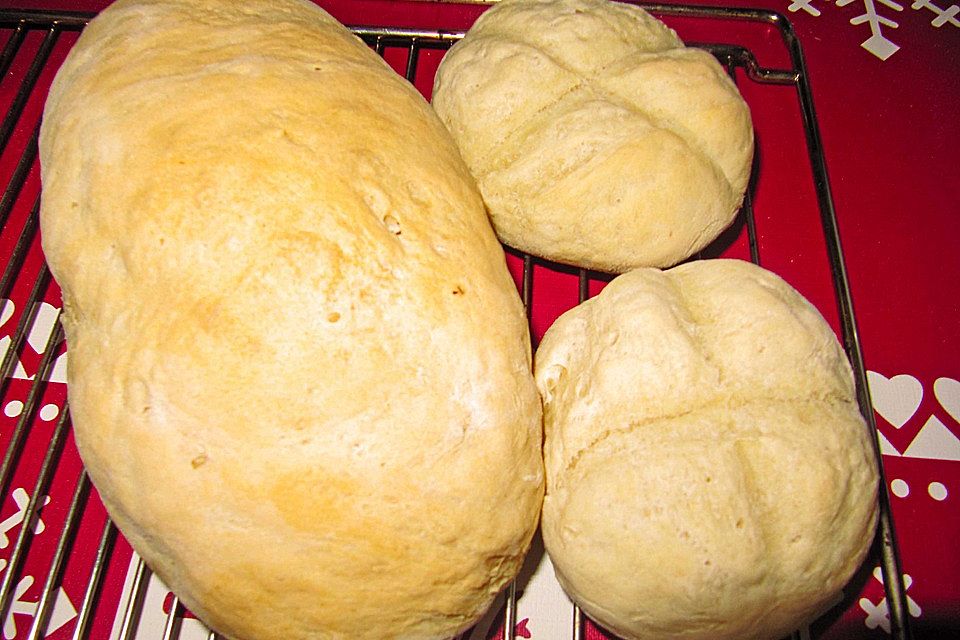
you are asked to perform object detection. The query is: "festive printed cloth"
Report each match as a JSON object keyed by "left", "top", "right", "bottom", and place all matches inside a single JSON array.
[{"left": 0, "top": 1, "right": 955, "bottom": 639}]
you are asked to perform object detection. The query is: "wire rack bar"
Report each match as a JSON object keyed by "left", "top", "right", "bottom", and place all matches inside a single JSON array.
[
  {"left": 0, "top": 194, "right": 40, "bottom": 303},
  {"left": 0, "top": 26, "right": 58, "bottom": 154},
  {"left": 572, "top": 602, "right": 584, "bottom": 640},
  {"left": 0, "top": 259, "right": 53, "bottom": 454},
  {"left": 0, "top": 264, "right": 51, "bottom": 491},
  {"left": 0, "top": 23, "right": 27, "bottom": 78},
  {"left": 722, "top": 56, "right": 760, "bottom": 265},
  {"left": 0, "top": 123, "right": 39, "bottom": 230},
  {"left": 780, "top": 17, "right": 912, "bottom": 640},
  {"left": 71, "top": 518, "right": 117, "bottom": 640},
  {"left": 117, "top": 556, "right": 150, "bottom": 640},
  {"left": 0, "top": 5, "right": 911, "bottom": 640},
  {"left": 405, "top": 38, "right": 421, "bottom": 82},
  {"left": 161, "top": 594, "right": 183, "bottom": 640},
  {"left": 0, "top": 315, "right": 62, "bottom": 621},
  {"left": 0, "top": 10, "right": 92, "bottom": 27},
  {"left": 25, "top": 408, "right": 81, "bottom": 640}
]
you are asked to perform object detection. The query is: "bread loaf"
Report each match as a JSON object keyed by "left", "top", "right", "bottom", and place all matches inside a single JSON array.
[
  {"left": 432, "top": 0, "right": 754, "bottom": 273},
  {"left": 39, "top": 1, "right": 544, "bottom": 638},
  {"left": 535, "top": 260, "right": 878, "bottom": 640}
]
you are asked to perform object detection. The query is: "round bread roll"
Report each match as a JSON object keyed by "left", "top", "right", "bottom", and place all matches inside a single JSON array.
[
  {"left": 39, "top": 1, "right": 544, "bottom": 639},
  {"left": 535, "top": 260, "right": 879, "bottom": 640},
  {"left": 431, "top": 0, "right": 754, "bottom": 273}
]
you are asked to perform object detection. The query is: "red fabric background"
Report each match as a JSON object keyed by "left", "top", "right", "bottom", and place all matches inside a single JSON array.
[{"left": 0, "top": 1, "right": 955, "bottom": 638}]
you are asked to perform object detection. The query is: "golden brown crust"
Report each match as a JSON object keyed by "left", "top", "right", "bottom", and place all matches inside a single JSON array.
[{"left": 40, "top": 2, "right": 544, "bottom": 638}]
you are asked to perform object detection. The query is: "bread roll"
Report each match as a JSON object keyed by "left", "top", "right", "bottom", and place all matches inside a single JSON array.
[
  {"left": 39, "top": 1, "right": 544, "bottom": 638},
  {"left": 432, "top": 0, "right": 754, "bottom": 273},
  {"left": 535, "top": 260, "right": 878, "bottom": 640}
]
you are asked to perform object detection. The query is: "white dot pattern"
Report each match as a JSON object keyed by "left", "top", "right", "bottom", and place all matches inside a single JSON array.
[
  {"left": 39, "top": 403, "right": 60, "bottom": 422},
  {"left": 890, "top": 479, "right": 909, "bottom": 498},
  {"left": 3, "top": 400, "right": 23, "bottom": 418},
  {"left": 928, "top": 482, "right": 948, "bottom": 501}
]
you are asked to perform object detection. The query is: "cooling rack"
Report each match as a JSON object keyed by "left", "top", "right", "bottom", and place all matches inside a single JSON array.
[{"left": 0, "top": 3, "right": 911, "bottom": 640}]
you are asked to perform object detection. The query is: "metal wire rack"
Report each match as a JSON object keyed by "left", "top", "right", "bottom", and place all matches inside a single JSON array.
[{"left": 0, "top": 3, "right": 910, "bottom": 640}]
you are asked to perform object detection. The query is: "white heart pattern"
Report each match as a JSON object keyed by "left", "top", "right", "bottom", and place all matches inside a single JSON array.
[
  {"left": 935, "top": 377, "right": 960, "bottom": 424},
  {"left": 867, "top": 371, "right": 923, "bottom": 429}
]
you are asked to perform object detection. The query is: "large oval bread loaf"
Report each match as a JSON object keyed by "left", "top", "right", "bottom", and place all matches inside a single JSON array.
[
  {"left": 432, "top": 0, "right": 754, "bottom": 273},
  {"left": 535, "top": 260, "right": 879, "bottom": 640},
  {"left": 39, "top": 1, "right": 544, "bottom": 638}
]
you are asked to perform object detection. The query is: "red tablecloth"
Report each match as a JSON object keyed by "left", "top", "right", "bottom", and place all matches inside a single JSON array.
[{"left": 0, "top": 1, "right": 955, "bottom": 639}]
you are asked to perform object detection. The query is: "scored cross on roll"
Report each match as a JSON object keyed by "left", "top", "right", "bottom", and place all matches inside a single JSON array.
[
  {"left": 432, "top": 0, "right": 755, "bottom": 273},
  {"left": 535, "top": 259, "right": 879, "bottom": 640}
]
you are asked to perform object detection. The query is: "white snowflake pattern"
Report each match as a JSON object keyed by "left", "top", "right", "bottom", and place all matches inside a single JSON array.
[
  {"left": 0, "top": 489, "right": 50, "bottom": 572},
  {"left": 838, "top": 0, "right": 905, "bottom": 60},
  {"left": 858, "top": 567, "right": 922, "bottom": 633},
  {"left": 1, "top": 575, "right": 76, "bottom": 640},
  {"left": 786, "top": 0, "right": 959, "bottom": 59},
  {"left": 788, "top": 0, "right": 824, "bottom": 16},
  {"left": 3, "top": 576, "right": 36, "bottom": 640},
  {"left": 910, "top": 0, "right": 960, "bottom": 26}
]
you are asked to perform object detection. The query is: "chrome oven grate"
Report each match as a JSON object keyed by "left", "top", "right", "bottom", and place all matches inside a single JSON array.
[{"left": 0, "top": 4, "right": 910, "bottom": 640}]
